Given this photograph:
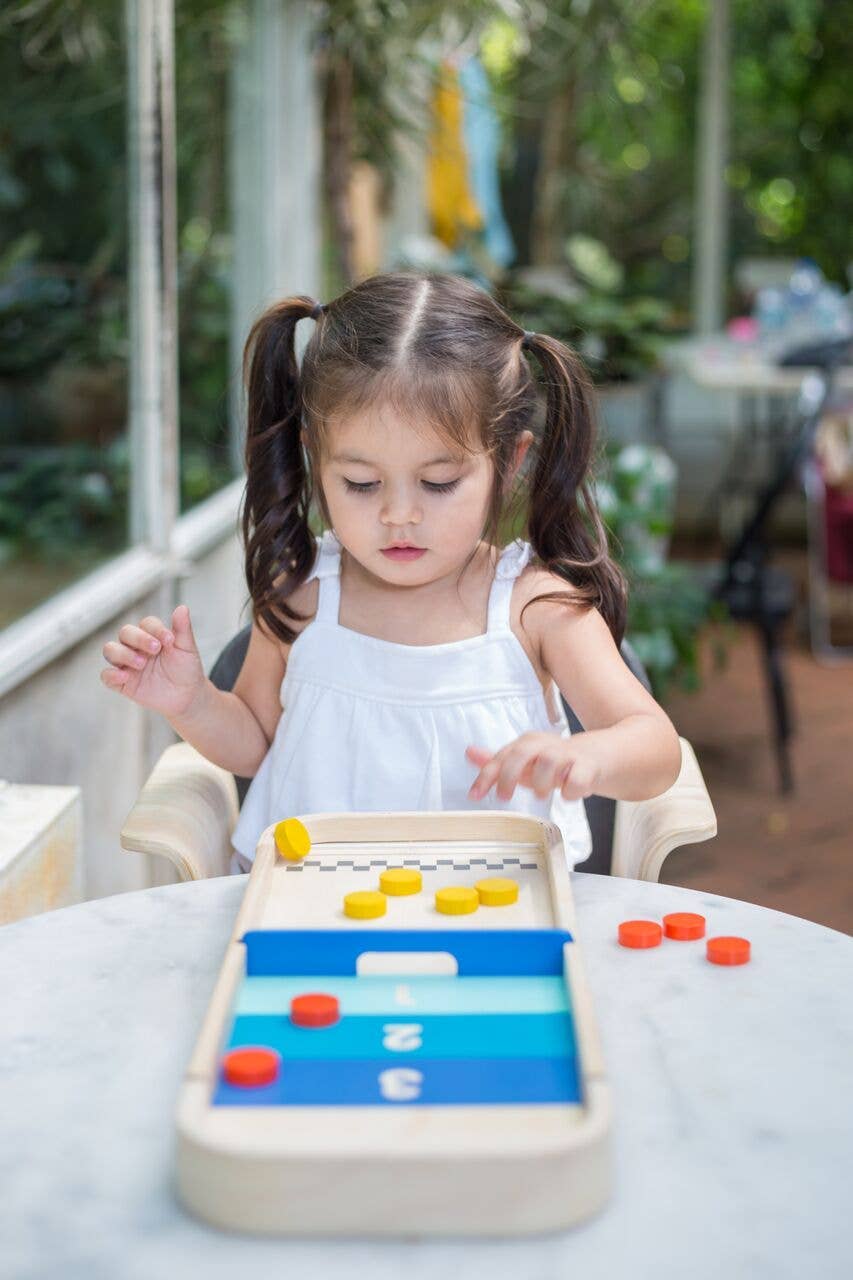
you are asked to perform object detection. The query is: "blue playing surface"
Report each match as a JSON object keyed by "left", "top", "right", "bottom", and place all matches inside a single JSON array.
[{"left": 213, "top": 929, "right": 581, "bottom": 1107}]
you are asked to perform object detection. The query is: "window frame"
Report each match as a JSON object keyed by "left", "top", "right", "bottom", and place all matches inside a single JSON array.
[
  {"left": 0, "top": 0, "right": 321, "bottom": 699},
  {"left": 0, "top": 0, "right": 243, "bottom": 698}
]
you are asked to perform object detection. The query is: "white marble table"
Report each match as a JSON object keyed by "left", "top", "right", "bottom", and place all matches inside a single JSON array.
[{"left": 2, "top": 874, "right": 852, "bottom": 1280}]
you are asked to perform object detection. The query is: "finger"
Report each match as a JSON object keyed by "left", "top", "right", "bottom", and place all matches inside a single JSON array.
[
  {"left": 171, "top": 604, "right": 197, "bottom": 651},
  {"left": 529, "top": 753, "right": 564, "bottom": 799},
  {"left": 468, "top": 747, "right": 512, "bottom": 799},
  {"left": 102, "top": 640, "right": 148, "bottom": 670},
  {"left": 138, "top": 615, "right": 174, "bottom": 648},
  {"left": 465, "top": 745, "right": 493, "bottom": 766},
  {"left": 494, "top": 748, "right": 536, "bottom": 802},
  {"left": 118, "top": 623, "right": 164, "bottom": 656},
  {"left": 100, "top": 667, "right": 129, "bottom": 690}
]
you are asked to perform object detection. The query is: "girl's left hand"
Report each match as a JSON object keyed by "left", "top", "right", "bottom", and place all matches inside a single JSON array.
[{"left": 466, "top": 733, "right": 603, "bottom": 803}]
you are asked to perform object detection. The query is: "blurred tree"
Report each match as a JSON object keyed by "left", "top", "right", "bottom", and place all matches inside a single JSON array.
[{"left": 493, "top": 0, "right": 851, "bottom": 312}]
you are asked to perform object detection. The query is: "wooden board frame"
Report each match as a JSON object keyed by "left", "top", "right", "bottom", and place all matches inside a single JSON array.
[{"left": 176, "top": 811, "right": 611, "bottom": 1236}]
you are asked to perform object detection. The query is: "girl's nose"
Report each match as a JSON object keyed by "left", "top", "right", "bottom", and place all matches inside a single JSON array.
[{"left": 380, "top": 488, "right": 422, "bottom": 526}]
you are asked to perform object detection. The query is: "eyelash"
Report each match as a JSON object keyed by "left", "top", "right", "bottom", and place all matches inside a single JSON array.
[{"left": 343, "top": 479, "right": 461, "bottom": 496}]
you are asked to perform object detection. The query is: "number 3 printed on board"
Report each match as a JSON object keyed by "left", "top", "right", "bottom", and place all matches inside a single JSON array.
[{"left": 378, "top": 1067, "right": 423, "bottom": 1101}]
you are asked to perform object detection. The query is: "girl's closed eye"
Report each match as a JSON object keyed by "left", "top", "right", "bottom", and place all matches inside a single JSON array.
[{"left": 343, "top": 478, "right": 462, "bottom": 495}]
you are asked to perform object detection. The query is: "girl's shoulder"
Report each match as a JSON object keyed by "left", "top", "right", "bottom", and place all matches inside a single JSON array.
[
  {"left": 508, "top": 558, "right": 588, "bottom": 686},
  {"left": 512, "top": 559, "right": 588, "bottom": 622}
]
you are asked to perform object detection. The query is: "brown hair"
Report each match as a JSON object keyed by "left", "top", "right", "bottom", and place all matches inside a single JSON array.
[{"left": 241, "top": 271, "right": 627, "bottom": 646}]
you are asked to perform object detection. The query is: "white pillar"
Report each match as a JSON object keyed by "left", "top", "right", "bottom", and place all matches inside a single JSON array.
[
  {"left": 692, "top": 0, "right": 730, "bottom": 334},
  {"left": 126, "top": 0, "right": 179, "bottom": 550},
  {"left": 384, "top": 72, "right": 431, "bottom": 266},
  {"left": 229, "top": 0, "right": 323, "bottom": 470}
]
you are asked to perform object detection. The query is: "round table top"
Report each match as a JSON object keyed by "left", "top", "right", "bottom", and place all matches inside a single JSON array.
[{"left": 2, "top": 873, "right": 851, "bottom": 1279}]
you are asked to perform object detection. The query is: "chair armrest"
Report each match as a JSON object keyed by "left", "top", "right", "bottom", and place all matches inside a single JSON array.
[
  {"left": 610, "top": 737, "right": 717, "bottom": 882},
  {"left": 120, "top": 742, "right": 239, "bottom": 882}
]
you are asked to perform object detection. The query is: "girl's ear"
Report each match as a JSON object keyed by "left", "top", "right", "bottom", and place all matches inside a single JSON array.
[{"left": 506, "top": 430, "right": 534, "bottom": 487}]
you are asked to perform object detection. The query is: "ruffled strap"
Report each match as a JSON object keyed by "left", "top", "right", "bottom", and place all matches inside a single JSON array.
[
  {"left": 305, "top": 528, "right": 342, "bottom": 581},
  {"left": 305, "top": 529, "right": 342, "bottom": 622},
  {"left": 493, "top": 538, "right": 534, "bottom": 580},
  {"left": 487, "top": 539, "right": 534, "bottom": 631}
]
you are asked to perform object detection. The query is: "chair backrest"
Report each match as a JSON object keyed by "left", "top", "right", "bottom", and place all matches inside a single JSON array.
[
  {"left": 561, "top": 637, "right": 650, "bottom": 875},
  {"left": 208, "top": 625, "right": 652, "bottom": 876}
]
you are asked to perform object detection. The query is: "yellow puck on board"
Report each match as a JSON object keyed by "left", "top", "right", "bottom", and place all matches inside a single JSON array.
[
  {"left": 435, "top": 886, "right": 479, "bottom": 916},
  {"left": 344, "top": 891, "right": 387, "bottom": 920},
  {"left": 379, "top": 867, "right": 423, "bottom": 896},
  {"left": 475, "top": 877, "right": 519, "bottom": 907},
  {"left": 273, "top": 817, "right": 311, "bottom": 861}
]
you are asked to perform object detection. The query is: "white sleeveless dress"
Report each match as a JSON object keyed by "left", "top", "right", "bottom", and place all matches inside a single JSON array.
[{"left": 231, "top": 530, "right": 593, "bottom": 871}]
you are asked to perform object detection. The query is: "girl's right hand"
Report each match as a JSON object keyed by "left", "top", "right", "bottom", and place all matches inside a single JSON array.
[{"left": 100, "top": 604, "right": 207, "bottom": 720}]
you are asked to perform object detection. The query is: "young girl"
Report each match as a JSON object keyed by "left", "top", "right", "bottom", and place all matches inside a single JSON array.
[{"left": 101, "top": 271, "right": 682, "bottom": 873}]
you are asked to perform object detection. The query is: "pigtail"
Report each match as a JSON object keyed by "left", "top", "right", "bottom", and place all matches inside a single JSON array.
[
  {"left": 241, "top": 296, "right": 319, "bottom": 645},
  {"left": 523, "top": 333, "right": 628, "bottom": 646}
]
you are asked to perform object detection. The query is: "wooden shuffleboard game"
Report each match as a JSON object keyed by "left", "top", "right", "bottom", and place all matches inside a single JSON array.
[{"left": 176, "top": 812, "right": 611, "bottom": 1235}]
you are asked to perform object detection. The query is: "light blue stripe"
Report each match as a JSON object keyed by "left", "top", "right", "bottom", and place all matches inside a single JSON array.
[
  {"left": 234, "top": 975, "right": 570, "bottom": 1016},
  {"left": 229, "top": 1012, "right": 576, "bottom": 1060}
]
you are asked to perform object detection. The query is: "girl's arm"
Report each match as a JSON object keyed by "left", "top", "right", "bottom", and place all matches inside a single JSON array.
[
  {"left": 100, "top": 605, "right": 286, "bottom": 777},
  {"left": 467, "top": 579, "right": 682, "bottom": 805},
  {"left": 170, "top": 620, "right": 286, "bottom": 777},
  {"left": 537, "top": 599, "right": 682, "bottom": 801}
]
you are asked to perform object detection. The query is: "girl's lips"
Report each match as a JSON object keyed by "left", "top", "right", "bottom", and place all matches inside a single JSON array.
[{"left": 381, "top": 547, "right": 427, "bottom": 561}]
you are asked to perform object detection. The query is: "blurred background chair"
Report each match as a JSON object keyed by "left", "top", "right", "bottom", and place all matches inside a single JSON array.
[
  {"left": 121, "top": 628, "right": 717, "bottom": 884},
  {"left": 700, "top": 334, "right": 852, "bottom": 793}
]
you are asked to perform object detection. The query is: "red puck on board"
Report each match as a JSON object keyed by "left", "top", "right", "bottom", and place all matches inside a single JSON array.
[
  {"left": 707, "top": 936, "right": 751, "bottom": 966},
  {"left": 618, "top": 920, "right": 663, "bottom": 949},
  {"left": 290, "top": 992, "right": 340, "bottom": 1028},
  {"left": 662, "top": 912, "right": 706, "bottom": 941},
  {"left": 222, "top": 1046, "right": 281, "bottom": 1088}
]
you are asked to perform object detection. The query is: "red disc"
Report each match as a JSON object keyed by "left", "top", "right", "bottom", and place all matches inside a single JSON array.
[
  {"left": 663, "top": 912, "right": 706, "bottom": 941},
  {"left": 290, "top": 992, "right": 340, "bottom": 1028},
  {"left": 707, "top": 936, "right": 751, "bottom": 966},
  {"left": 618, "top": 919, "right": 663, "bottom": 949},
  {"left": 222, "top": 1046, "right": 280, "bottom": 1088}
]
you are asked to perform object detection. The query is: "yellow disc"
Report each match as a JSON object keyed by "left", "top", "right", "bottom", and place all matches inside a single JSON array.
[
  {"left": 344, "top": 891, "right": 387, "bottom": 920},
  {"left": 435, "top": 886, "right": 479, "bottom": 916},
  {"left": 475, "top": 877, "right": 519, "bottom": 907},
  {"left": 274, "top": 817, "right": 311, "bottom": 861},
  {"left": 379, "top": 867, "right": 423, "bottom": 896}
]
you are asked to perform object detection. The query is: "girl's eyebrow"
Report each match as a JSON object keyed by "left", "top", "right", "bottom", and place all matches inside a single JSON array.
[{"left": 330, "top": 453, "right": 461, "bottom": 467}]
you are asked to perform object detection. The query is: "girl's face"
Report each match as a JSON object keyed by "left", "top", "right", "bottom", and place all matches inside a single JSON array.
[{"left": 316, "top": 403, "right": 500, "bottom": 586}]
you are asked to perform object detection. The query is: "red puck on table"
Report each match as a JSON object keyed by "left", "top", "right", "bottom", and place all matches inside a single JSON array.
[
  {"left": 618, "top": 920, "right": 663, "bottom": 949},
  {"left": 662, "top": 912, "right": 706, "bottom": 941},
  {"left": 222, "top": 1046, "right": 281, "bottom": 1088},
  {"left": 290, "top": 992, "right": 340, "bottom": 1027},
  {"left": 707, "top": 936, "right": 751, "bottom": 966}
]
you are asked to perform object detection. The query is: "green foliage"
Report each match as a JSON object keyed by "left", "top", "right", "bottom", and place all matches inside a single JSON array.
[
  {"left": 0, "top": 442, "right": 128, "bottom": 561},
  {"left": 501, "top": 268, "right": 673, "bottom": 384},
  {"left": 492, "top": 0, "right": 851, "bottom": 312},
  {"left": 597, "top": 442, "right": 731, "bottom": 699},
  {"left": 623, "top": 561, "right": 731, "bottom": 701}
]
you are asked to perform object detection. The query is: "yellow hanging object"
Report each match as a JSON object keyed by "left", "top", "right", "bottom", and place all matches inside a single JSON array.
[{"left": 427, "top": 62, "right": 483, "bottom": 248}]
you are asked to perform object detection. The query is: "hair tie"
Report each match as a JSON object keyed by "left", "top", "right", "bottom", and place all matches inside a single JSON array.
[
  {"left": 310, "top": 301, "right": 325, "bottom": 320},
  {"left": 521, "top": 330, "right": 535, "bottom": 349}
]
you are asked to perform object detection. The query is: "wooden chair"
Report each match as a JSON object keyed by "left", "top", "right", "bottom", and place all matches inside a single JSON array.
[{"left": 121, "top": 629, "right": 717, "bottom": 884}]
